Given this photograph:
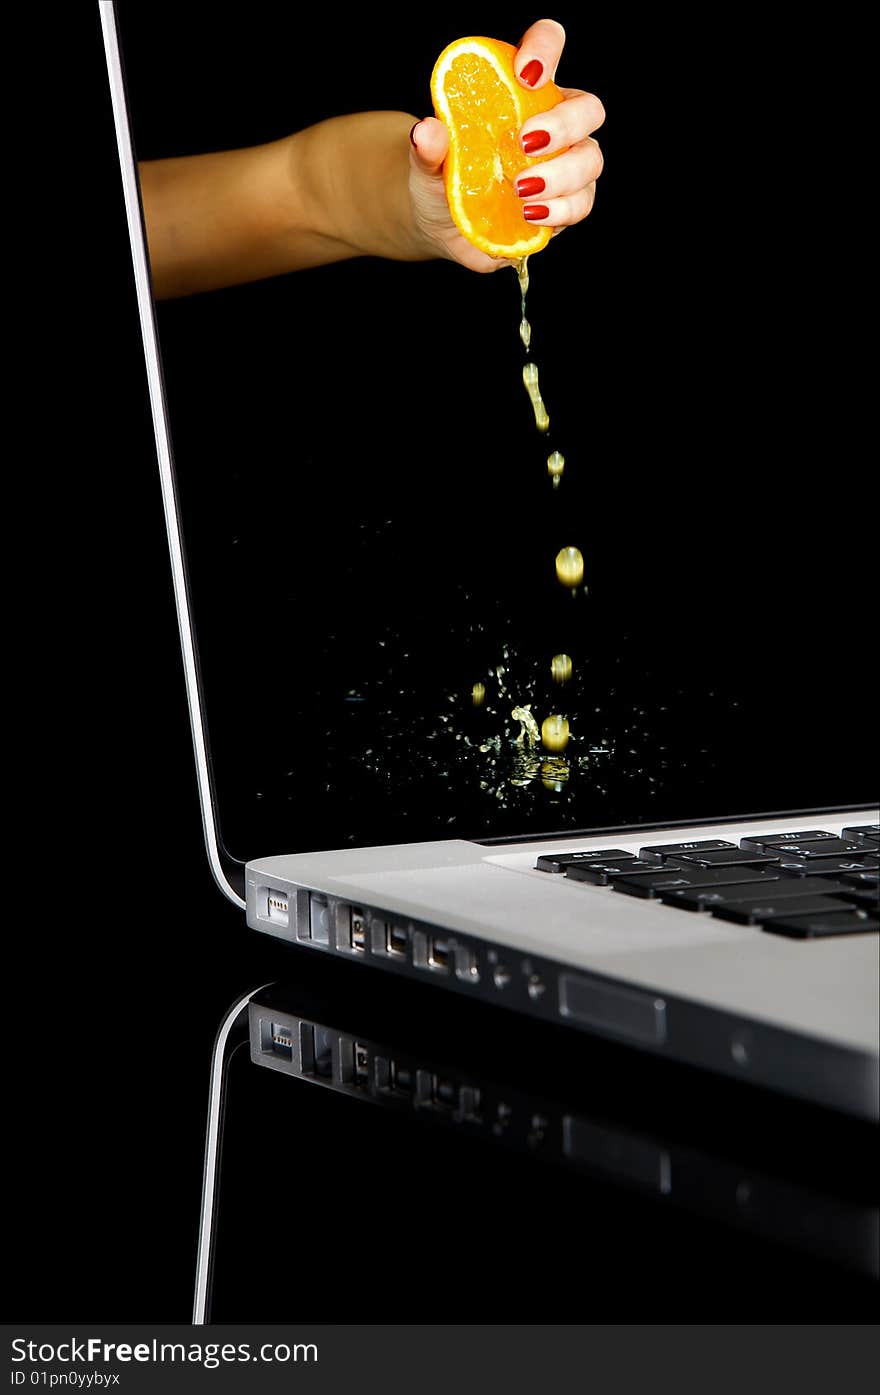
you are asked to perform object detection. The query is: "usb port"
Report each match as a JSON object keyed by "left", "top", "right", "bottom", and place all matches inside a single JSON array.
[
  {"left": 350, "top": 909, "right": 367, "bottom": 952},
  {"left": 386, "top": 924, "right": 408, "bottom": 957},
  {"left": 390, "top": 1061, "right": 413, "bottom": 1095},
  {"left": 354, "top": 1042, "right": 370, "bottom": 1080},
  {"left": 308, "top": 896, "right": 332, "bottom": 945},
  {"left": 428, "top": 936, "right": 451, "bottom": 973},
  {"left": 266, "top": 890, "right": 289, "bottom": 926}
]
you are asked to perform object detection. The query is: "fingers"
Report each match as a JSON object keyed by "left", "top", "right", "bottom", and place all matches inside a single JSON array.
[
  {"left": 515, "top": 137, "right": 603, "bottom": 203},
  {"left": 520, "top": 181, "right": 597, "bottom": 229},
  {"left": 514, "top": 17, "right": 566, "bottom": 88},
  {"left": 409, "top": 116, "right": 449, "bottom": 176},
  {"left": 520, "top": 90, "right": 606, "bottom": 155}
]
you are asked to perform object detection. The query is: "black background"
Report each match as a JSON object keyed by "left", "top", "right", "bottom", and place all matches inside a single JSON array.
[
  {"left": 115, "top": 2, "right": 875, "bottom": 860},
  {"left": 7, "top": 3, "right": 876, "bottom": 1325}
]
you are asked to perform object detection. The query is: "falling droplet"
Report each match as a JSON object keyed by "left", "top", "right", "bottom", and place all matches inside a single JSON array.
[
  {"left": 519, "top": 316, "right": 532, "bottom": 350},
  {"left": 472, "top": 682, "right": 486, "bottom": 708},
  {"left": 522, "top": 362, "right": 550, "bottom": 432},
  {"left": 555, "top": 546, "right": 584, "bottom": 588},
  {"left": 551, "top": 653, "right": 572, "bottom": 684},
  {"left": 547, "top": 450, "right": 564, "bottom": 487},
  {"left": 541, "top": 714, "right": 570, "bottom": 752}
]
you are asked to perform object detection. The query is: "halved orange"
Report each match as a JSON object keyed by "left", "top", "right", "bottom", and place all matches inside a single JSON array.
[{"left": 431, "top": 36, "right": 565, "bottom": 259}]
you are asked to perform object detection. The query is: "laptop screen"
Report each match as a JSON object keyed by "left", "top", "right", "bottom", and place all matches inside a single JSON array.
[{"left": 115, "top": 4, "right": 874, "bottom": 860}]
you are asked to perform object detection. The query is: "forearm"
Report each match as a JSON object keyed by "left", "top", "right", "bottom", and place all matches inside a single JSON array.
[{"left": 140, "top": 111, "right": 426, "bottom": 299}]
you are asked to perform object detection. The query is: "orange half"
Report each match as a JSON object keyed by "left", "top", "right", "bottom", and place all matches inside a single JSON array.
[{"left": 431, "top": 35, "right": 564, "bottom": 259}]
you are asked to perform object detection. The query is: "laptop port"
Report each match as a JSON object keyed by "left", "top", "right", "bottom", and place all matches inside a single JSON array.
[
  {"left": 354, "top": 1042, "right": 370, "bottom": 1081},
  {"left": 307, "top": 895, "right": 332, "bottom": 946},
  {"left": 433, "top": 1076, "right": 456, "bottom": 1108},
  {"left": 269, "top": 1023, "right": 293, "bottom": 1060},
  {"left": 265, "top": 889, "right": 289, "bottom": 926},
  {"left": 386, "top": 924, "right": 408, "bottom": 957},
  {"left": 455, "top": 946, "right": 480, "bottom": 982},
  {"left": 300, "top": 1023, "right": 333, "bottom": 1079},
  {"left": 349, "top": 908, "right": 367, "bottom": 952},
  {"left": 373, "top": 1055, "right": 391, "bottom": 1091},
  {"left": 390, "top": 1061, "right": 413, "bottom": 1095},
  {"left": 458, "top": 1085, "right": 482, "bottom": 1122},
  {"left": 428, "top": 936, "right": 451, "bottom": 973},
  {"left": 493, "top": 964, "right": 512, "bottom": 990}
]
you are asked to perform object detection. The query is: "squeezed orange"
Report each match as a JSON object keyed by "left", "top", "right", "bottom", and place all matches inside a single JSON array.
[{"left": 431, "top": 36, "right": 564, "bottom": 259}]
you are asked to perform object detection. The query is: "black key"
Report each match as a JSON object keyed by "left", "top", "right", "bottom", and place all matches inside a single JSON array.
[
  {"left": 841, "top": 870, "right": 880, "bottom": 889},
  {"left": 711, "top": 894, "right": 856, "bottom": 926},
  {"left": 837, "top": 884, "right": 880, "bottom": 911},
  {"left": 757, "top": 838, "right": 865, "bottom": 860},
  {"left": 841, "top": 824, "right": 880, "bottom": 847},
  {"left": 775, "top": 855, "right": 879, "bottom": 878},
  {"left": 536, "top": 848, "right": 633, "bottom": 874},
  {"left": 677, "top": 848, "right": 781, "bottom": 869},
  {"left": 661, "top": 877, "right": 852, "bottom": 912},
  {"left": 659, "top": 889, "right": 728, "bottom": 912},
  {"left": 739, "top": 830, "right": 836, "bottom": 851},
  {"left": 566, "top": 859, "right": 652, "bottom": 886},
  {"left": 762, "top": 911, "right": 879, "bottom": 940},
  {"left": 612, "top": 866, "right": 778, "bottom": 901},
  {"left": 638, "top": 839, "right": 736, "bottom": 864}
]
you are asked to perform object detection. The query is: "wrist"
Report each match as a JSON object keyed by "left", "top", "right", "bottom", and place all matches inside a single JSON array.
[{"left": 286, "top": 112, "right": 437, "bottom": 264}]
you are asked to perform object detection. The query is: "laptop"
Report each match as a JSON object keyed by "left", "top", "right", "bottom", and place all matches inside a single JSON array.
[{"left": 101, "top": 3, "right": 879, "bottom": 1119}]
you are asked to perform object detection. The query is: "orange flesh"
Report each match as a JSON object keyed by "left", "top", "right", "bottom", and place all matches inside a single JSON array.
[
  {"left": 444, "top": 54, "right": 528, "bottom": 246},
  {"left": 433, "top": 39, "right": 564, "bottom": 257}
]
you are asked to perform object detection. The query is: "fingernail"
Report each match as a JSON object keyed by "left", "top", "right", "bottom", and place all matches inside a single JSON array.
[
  {"left": 523, "top": 204, "right": 550, "bottom": 221},
  {"left": 519, "top": 58, "right": 543, "bottom": 87},
  {"left": 409, "top": 121, "right": 422, "bottom": 147},
  {"left": 522, "top": 129, "right": 551, "bottom": 154},
  {"left": 516, "top": 176, "right": 545, "bottom": 198}
]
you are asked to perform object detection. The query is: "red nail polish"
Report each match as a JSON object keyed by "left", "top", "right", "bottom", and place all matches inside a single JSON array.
[
  {"left": 519, "top": 58, "right": 543, "bottom": 87},
  {"left": 516, "top": 176, "right": 545, "bottom": 198},
  {"left": 522, "top": 129, "right": 551, "bottom": 154},
  {"left": 523, "top": 204, "right": 550, "bottom": 221}
]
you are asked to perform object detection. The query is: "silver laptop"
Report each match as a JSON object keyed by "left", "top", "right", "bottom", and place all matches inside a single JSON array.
[{"left": 101, "top": 3, "right": 879, "bottom": 1120}]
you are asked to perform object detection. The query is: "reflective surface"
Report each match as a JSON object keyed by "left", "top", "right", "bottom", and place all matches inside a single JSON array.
[{"left": 201, "top": 964, "right": 878, "bottom": 1321}]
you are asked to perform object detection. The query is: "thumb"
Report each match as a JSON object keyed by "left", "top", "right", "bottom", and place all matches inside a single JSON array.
[
  {"left": 514, "top": 17, "right": 566, "bottom": 88},
  {"left": 409, "top": 117, "right": 449, "bottom": 176}
]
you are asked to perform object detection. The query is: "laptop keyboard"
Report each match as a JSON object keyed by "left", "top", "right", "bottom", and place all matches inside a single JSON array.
[{"left": 536, "top": 825, "right": 880, "bottom": 939}]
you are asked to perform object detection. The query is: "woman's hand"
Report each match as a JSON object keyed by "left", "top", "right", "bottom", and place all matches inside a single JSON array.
[
  {"left": 140, "top": 19, "right": 602, "bottom": 297},
  {"left": 408, "top": 18, "right": 605, "bottom": 272}
]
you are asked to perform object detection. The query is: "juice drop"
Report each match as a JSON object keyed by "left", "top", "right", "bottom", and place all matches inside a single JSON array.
[
  {"left": 551, "top": 653, "right": 572, "bottom": 684},
  {"left": 541, "top": 714, "right": 570, "bottom": 752},
  {"left": 516, "top": 255, "right": 530, "bottom": 304},
  {"left": 555, "top": 546, "right": 584, "bottom": 588},
  {"left": 547, "top": 450, "right": 564, "bottom": 487},
  {"left": 472, "top": 682, "right": 486, "bottom": 707},
  {"left": 522, "top": 362, "right": 550, "bottom": 433}
]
